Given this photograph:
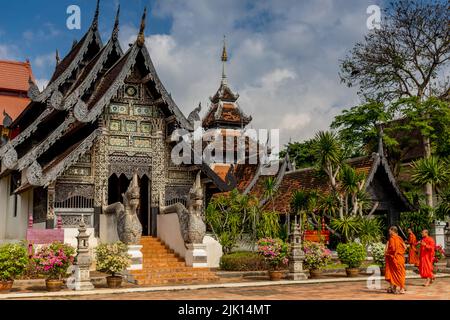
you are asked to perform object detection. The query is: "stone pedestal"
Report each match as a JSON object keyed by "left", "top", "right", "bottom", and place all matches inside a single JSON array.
[
  {"left": 69, "top": 266, "right": 95, "bottom": 291},
  {"left": 127, "top": 245, "right": 143, "bottom": 271},
  {"left": 185, "top": 243, "right": 208, "bottom": 268},
  {"left": 444, "top": 222, "right": 450, "bottom": 269},
  {"left": 431, "top": 221, "right": 446, "bottom": 248},
  {"left": 287, "top": 219, "right": 308, "bottom": 280}
]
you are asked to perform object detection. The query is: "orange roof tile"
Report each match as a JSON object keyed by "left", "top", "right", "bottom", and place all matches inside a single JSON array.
[
  {"left": 0, "top": 95, "right": 30, "bottom": 123},
  {"left": 212, "top": 164, "right": 231, "bottom": 181},
  {"left": 0, "top": 60, "right": 34, "bottom": 92}
]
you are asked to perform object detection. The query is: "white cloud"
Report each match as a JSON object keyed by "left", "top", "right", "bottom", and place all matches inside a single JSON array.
[
  {"left": 0, "top": 44, "right": 18, "bottom": 60},
  {"left": 35, "top": 79, "right": 49, "bottom": 91},
  {"left": 33, "top": 53, "right": 55, "bottom": 69}
]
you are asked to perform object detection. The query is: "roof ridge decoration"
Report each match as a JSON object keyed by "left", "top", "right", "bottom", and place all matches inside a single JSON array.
[
  {"left": 112, "top": 5, "right": 120, "bottom": 42},
  {"left": 92, "top": 0, "right": 100, "bottom": 31},
  {"left": 27, "top": 76, "right": 41, "bottom": 101},
  {"left": 137, "top": 7, "right": 147, "bottom": 48}
]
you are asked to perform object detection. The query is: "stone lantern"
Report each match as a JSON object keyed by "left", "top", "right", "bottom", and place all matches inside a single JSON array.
[
  {"left": 71, "top": 215, "right": 94, "bottom": 291},
  {"left": 287, "top": 216, "right": 307, "bottom": 280}
]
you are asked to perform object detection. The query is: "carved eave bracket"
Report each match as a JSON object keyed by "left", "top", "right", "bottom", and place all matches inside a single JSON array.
[
  {"left": 26, "top": 161, "right": 43, "bottom": 186},
  {"left": 48, "top": 89, "right": 65, "bottom": 110},
  {"left": 2, "top": 145, "right": 18, "bottom": 169},
  {"left": 27, "top": 78, "right": 41, "bottom": 101}
]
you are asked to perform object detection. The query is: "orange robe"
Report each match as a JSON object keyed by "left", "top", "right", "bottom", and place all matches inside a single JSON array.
[
  {"left": 407, "top": 233, "right": 419, "bottom": 266},
  {"left": 419, "top": 236, "right": 435, "bottom": 279},
  {"left": 385, "top": 234, "right": 406, "bottom": 288}
]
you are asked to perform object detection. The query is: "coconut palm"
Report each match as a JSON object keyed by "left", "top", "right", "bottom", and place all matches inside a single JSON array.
[{"left": 263, "top": 176, "right": 277, "bottom": 212}]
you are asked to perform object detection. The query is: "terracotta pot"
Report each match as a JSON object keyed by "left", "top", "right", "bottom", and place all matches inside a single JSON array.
[
  {"left": 309, "top": 269, "right": 323, "bottom": 279},
  {"left": 0, "top": 280, "right": 14, "bottom": 293},
  {"left": 269, "top": 271, "right": 284, "bottom": 281},
  {"left": 46, "top": 279, "right": 63, "bottom": 292},
  {"left": 106, "top": 276, "right": 123, "bottom": 288},
  {"left": 345, "top": 268, "right": 360, "bottom": 277}
]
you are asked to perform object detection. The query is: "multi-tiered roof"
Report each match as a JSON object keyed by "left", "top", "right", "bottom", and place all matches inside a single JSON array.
[{"left": 0, "top": 2, "right": 192, "bottom": 192}]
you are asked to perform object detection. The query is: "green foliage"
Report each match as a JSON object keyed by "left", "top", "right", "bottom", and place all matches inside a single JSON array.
[
  {"left": 312, "top": 131, "right": 344, "bottom": 168},
  {"left": 257, "top": 238, "right": 289, "bottom": 271},
  {"left": 280, "top": 139, "right": 317, "bottom": 169},
  {"left": 371, "top": 242, "right": 386, "bottom": 267},
  {"left": 206, "top": 189, "right": 260, "bottom": 254},
  {"left": 95, "top": 242, "right": 131, "bottom": 276},
  {"left": 257, "top": 211, "right": 281, "bottom": 239},
  {"left": 411, "top": 156, "right": 450, "bottom": 188},
  {"left": 219, "top": 252, "right": 267, "bottom": 271},
  {"left": 436, "top": 188, "right": 450, "bottom": 220},
  {"left": 399, "top": 210, "right": 433, "bottom": 237},
  {"left": 0, "top": 243, "right": 29, "bottom": 281},
  {"left": 358, "top": 217, "right": 384, "bottom": 247},
  {"left": 330, "top": 216, "right": 361, "bottom": 243},
  {"left": 336, "top": 242, "right": 367, "bottom": 268},
  {"left": 331, "top": 100, "right": 392, "bottom": 157}
]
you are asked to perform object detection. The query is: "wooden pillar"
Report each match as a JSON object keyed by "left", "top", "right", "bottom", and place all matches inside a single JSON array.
[{"left": 46, "top": 182, "right": 56, "bottom": 229}]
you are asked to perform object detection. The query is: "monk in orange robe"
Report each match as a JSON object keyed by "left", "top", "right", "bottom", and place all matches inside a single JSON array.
[
  {"left": 419, "top": 229, "right": 436, "bottom": 287},
  {"left": 406, "top": 228, "right": 419, "bottom": 266},
  {"left": 385, "top": 226, "right": 407, "bottom": 294}
]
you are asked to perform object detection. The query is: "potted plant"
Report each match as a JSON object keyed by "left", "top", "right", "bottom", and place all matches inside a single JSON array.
[
  {"left": 33, "top": 242, "right": 75, "bottom": 292},
  {"left": 336, "top": 242, "right": 366, "bottom": 277},
  {"left": 95, "top": 242, "right": 131, "bottom": 288},
  {"left": 257, "top": 238, "right": 289, "bottom": 281},
  {"left": 302, "top": 241, "right": 332, "bottom": 278},
  {"left": 371, "top": 242, "right": 386, "bottom": 275},
  {"left": 0, "top": 243, "right": 29, "bottom": 292},
  {"left": 433, "top": 245, "right": 445, "bottom": 264}
]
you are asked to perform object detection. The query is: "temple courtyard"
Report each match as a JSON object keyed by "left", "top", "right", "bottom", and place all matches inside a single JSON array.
[{"left": 3, "top": 273, "right": 449, "bottom": 300}]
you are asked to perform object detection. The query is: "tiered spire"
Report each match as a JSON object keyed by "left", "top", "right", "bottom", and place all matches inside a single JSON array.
[
  {"left": 55, "top": 49, "right": 60, "bottom": 66},
  {"left": 137, "top": 7, "right": 147, "bottom": 47},
  {"left": 91, "top": 0, "right": 100, "bottom": 31},
  {"left": 112, "top": 5, "right": 120, "bottom": 41},
  {"left": 221, "top": 36, "right": 228, "bottom": 85}
]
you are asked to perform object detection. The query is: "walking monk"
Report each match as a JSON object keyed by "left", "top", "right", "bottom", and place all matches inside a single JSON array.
[
  {"left": 385, "top": 226, "right": 407, "bottom": 294},
  {"left": 406, "top": 228, "right": 419, "bottom": 266},
  {"left": 419, "top": 229, "right": 436, "bottom": 287}
]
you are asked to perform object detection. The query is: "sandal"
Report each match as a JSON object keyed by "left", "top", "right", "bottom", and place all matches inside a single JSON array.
[{"left": 386, "top": 287, "right": 394, "bottom": 293}]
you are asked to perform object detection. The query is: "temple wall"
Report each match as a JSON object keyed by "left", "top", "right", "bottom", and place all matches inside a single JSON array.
[
  {"left": 0, "top": 176, "right": 8, "bottom": 240},
  {"left": 4, "top": 189, "right": 32, "bottom": 241}
]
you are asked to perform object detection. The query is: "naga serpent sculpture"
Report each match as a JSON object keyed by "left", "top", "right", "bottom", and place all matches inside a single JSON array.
[
  {"left": 102, "top": 172, "right": 143, "bottom": 245},
  {"left": 160, "top": 172, "right": 206, "bottom": 245}
]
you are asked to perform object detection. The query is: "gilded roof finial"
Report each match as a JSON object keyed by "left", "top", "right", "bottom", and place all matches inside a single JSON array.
[
  {"left": 112, "top": 5, "right": 120, "bottom": 41},
  {"left": 221, "top": 35, "right": 228, "bottom": 85},
  {"left": 55, "top": 49, "right": 61, "bottom": 66},
  {"left": 92, "top": 0, "right": 100, "bottom": 31},
  {"left": 137, "top": 7, "right": 147, "bottom": 47}
]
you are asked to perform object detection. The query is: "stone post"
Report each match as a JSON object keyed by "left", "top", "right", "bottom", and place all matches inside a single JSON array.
[
  {"left": 445, "top": 222, "right": 450, "bottom": 269},
  {"left": 287, "top": 217, "right": 308, "bottom": 280},
  {"left": 68, "top": 216, "right": 94, "bottom": 291},
  {"left": 431, "top": 220, "right": 446, "bottom": 248}
]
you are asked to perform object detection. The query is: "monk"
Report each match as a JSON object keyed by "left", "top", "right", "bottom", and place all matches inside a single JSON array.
[
  {"left": 385, "top": 226, "right": 407, "bottom": 294},
  {"left": 419, "top": 229, "right": 436, "bottom": 287},
  {"left": 406, "top": 228, "right": 419, "bottom": 266}
]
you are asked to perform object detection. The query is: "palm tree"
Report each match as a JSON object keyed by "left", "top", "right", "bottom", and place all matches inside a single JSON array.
[
  {"left": 263, "top": 176, "right": 277, "bottom": 212},
  {"left": 339, "top": 165, "right": 366, "bottom": 216},
  {"left": 411, "top": 156, "right": 450, "bottom": 208}
]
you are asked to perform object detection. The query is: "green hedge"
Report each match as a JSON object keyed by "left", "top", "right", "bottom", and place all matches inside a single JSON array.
[{"left": 220, "top": 251, "right": 267, "bottom": 271}]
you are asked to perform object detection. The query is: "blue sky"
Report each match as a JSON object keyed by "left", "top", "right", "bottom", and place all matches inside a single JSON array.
[{"left": 0, "top": 0, "right": 388, "bottom": 145}]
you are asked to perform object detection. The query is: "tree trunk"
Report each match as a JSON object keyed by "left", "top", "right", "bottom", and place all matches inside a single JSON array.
[{"left": 423, "top": 131, "right": 433, "bottom": 208}]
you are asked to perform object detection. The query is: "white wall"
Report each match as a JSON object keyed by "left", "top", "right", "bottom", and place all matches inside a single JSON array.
[
  {"left": 157, "top": 213, "right": 223, "bottom": 268},
  {"left": 0, "top": 176, "right": 8, "bottom": 240},
  {"left": 5, "top": 189, "right": 32, "bottom": 240},
  {"left": 99, "top": 214, "right": 119, "bottom": 244}
]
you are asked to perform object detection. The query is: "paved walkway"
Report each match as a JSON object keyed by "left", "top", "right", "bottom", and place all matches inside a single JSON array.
[{"left": 9, "top": 277, "right": 450, "bottom": 300}]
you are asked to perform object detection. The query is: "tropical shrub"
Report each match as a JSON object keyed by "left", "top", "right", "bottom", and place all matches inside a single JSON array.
[
  {"left": 336, "top": 242, "right": 366, "bottom": 268},
  {"left": 219, "top": 252, "right": 267, "bottom": 271},
  {"left": 95, "top": 242, "right": 131, "bottom": 276},
  {"left": 302, "top": 241, "right": 332, "bottom": 270},
  {"left": 33, "top": 242, "right": 75, "bottom": 280},
  {"left": 433, "top": 245, "right": 445, "bottom": 264},
  {"left": 399, "top": 210, "right": 433, "bottom": 237},
  {"left": 330, "top": 216, "right": 361, "bottom": 242},
  {"left": 257, "top": 238, "right": 289, "bottom": 271},
  {"left": 257, "top": 211, "right": 281, "bottom": 239},
  {"left": 371, "top": 242, "right": 386, "bottom": 267},
  {"left": 0, "top": 243, "right": 29, "bottom": 281},
  {"left": 358, "top": 217, "right": 383, "bottom": 247}
]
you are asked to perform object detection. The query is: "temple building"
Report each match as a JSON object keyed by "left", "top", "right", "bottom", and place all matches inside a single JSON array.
[
  {"left": 0, "top": 4, "right": 229, "bottom": 246},
  {"left": 0, "top": 60, "right": 34, "bottom": 145}
]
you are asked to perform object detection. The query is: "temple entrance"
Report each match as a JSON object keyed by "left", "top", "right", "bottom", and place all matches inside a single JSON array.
[{"left": 108, "top": 173, "right": 151, "bottom": 236}]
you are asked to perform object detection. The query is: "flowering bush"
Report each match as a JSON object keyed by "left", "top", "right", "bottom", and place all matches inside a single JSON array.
[
  {"left": 371, "top": 242, "right": 386, "bottom": 267},
  {"left": 434, "top": 245, "right": 445, "bottom": 264},
  {"left": 257, "top": 238, "right": 289, "bottom": 271},
  {"left": 0, "top": 243, "right": 29, "bottom": 281},
  {"left": 302, "top": 241, "right": 331, "bottom": 270},
  {"left": 95, "top": 242, "right": 131, "bottom": 276},
  {"left": 33, "top": 242, "right": 75, "bottom": 280}
]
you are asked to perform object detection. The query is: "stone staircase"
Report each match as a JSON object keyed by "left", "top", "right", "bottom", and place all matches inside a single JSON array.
[{"left": 129, "top": 236, "right": 219, "bottom": 286}]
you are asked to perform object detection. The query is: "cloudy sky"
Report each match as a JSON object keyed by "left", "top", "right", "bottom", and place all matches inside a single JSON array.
[{"left": 0, "top": 0, "right": 386, "bottom": 146}]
